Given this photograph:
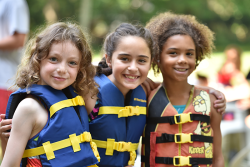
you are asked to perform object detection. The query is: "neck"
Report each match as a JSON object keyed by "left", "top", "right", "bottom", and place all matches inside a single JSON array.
[{"left": 163, "top": 79, "right": 193, "bottom": 105}]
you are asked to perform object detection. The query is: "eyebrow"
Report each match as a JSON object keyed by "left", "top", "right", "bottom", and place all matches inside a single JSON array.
[
  {"left": 168, "top": 48, "right": 195, "bottom": 51},
  {"left": 118, "top": 53, "right": 150, "bottom": 59}
]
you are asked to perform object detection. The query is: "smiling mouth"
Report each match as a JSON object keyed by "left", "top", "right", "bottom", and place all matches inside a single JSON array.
[
  {"left": 53, "top": 76, "right": 66, "bottom": 81},
  {"left": 175, "top": 68, "right": 188, "bottom": 72},
  {"left": 124, "top": 75, "right": 139, "bottom": 79}
]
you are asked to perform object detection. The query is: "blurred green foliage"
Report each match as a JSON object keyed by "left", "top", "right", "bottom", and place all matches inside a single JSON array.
[{"left": 26, "top": 0, "right": 250, "bottom": 52}]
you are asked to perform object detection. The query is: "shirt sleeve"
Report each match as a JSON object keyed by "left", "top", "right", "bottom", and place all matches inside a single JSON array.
[
  {"left": 7, "top": 0, "right": 29, "bottom": 35},
  {"left": 88, "top": 99, "right": 101, "bottom": 122}
]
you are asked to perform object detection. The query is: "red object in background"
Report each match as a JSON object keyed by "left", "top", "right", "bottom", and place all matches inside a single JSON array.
[
  {"left": 222, "top": 112, "right": 234, "bottom": 121},
  {"left": 0, "top": 89, "right": 13, "bottom": 115},
  {"left": 218, "top": 73, "right": 233, "bottom": 86}
]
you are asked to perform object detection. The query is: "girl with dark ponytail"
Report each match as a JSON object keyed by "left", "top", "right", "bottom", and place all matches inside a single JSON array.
[{"left": 89, "top": 23, "right": 155, "bottom": 167}]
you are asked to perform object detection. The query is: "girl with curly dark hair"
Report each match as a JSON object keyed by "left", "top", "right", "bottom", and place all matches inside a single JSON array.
[{"left": 141, "top": 12, "right": 224, "bottom": 167}]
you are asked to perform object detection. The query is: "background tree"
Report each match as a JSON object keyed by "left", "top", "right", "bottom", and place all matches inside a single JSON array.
[{"left": 26, "top": 0, "right": 250, "bottom": 52}]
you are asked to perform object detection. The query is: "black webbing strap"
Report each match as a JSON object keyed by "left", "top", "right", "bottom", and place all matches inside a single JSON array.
[
  {"left": 142, "top": 133, "right": 213, "bottom": 144},
  {"left": 146, "top": 114, "right": 210, "bottom": 125},
  {"left": 141, "top": 156, "right": 212, "bottom": 166},
  {"left": 7, "top": 93, "right": 26, "bottom": 119},
  {"left": 21, "top": 157, "right": 27, "bottom": 167}
]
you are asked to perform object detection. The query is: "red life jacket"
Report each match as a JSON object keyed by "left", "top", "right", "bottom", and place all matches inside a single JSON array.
[{"left": 141, "top": 86, "right": 213, "bottom": 167}]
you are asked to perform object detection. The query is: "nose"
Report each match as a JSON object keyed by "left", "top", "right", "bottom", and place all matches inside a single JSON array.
[
  {"left": 57, "top": 63, "right": 67, "bottom": 74},
  {"left": 177, "top": 54, "right": 187, "bottom": 64},
  {"left": 127, "top": 60, "right": 138, "bottom": 72}
]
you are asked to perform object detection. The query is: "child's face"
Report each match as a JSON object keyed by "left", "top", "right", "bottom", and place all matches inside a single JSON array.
[
  {"left": 38, "top": 41, "right": 81, "bottom": 90},
  {"left": 106, "top": 36, "right": 151, "bottom": 95},
  {"left": 159, "top": 34, "right": 196, "bottom": 82}
]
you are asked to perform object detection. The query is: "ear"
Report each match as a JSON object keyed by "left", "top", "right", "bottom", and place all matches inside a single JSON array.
[{"left": 105, "top": 54, "right": 112, "bottom": 68}]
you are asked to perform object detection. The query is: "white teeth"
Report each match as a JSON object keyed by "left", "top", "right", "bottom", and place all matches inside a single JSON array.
[
  {"left": 125, "top": 75, "right": 137, "bottom": 79},
  {"left": 176, "top": 68, "right": 187, "bottom": 72}
]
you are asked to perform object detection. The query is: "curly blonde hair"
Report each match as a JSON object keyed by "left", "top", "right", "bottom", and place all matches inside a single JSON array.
[
  {"left": 15, "top": 22, "right": 98, "bottom": 97},
  {"left": 146, "top": 12, "right": 215, "bottom": 74}
]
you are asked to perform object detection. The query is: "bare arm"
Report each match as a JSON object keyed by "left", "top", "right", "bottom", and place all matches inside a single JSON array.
[
  {"left": 0, "top": 32, "right": 26, "bottom": 50},
  {"left": 1, "top": 98, "right": 39, "bottom": 167},
  {"left": 83, "top": 92, "right": 98, "bottom": 115},
  {"left": 210, "top": 94, "right": 225, "bottom": 167}
]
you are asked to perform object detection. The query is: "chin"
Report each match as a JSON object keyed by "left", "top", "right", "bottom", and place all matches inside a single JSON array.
[{"left": 124, "top": 84, "right": 140, "bottom": 90}]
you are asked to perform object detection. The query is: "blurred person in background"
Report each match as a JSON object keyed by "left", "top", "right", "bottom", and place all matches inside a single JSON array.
[
  {"left": 0, "top": 0, "right": 29, "bottom": 158},
  {"left": 217, "top": 45, "right": 250, "bottom": 103}
]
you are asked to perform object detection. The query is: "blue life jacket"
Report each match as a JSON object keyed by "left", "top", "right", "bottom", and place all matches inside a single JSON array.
[
  {"left": 5, "top": 84, "right": 99, "bottom": 167},
  {"left": 89, "top": 74, "right": 147, "bottom": 167}
]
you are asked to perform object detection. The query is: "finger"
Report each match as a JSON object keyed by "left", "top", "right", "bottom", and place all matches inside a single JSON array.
[
  {"left": 214, "top": 104, "right": 226, "bottom": 114},
  {"left": 209, "top": 89, "right": 225, "bottom": 100},
  {"left": 1, "top": 131, "right": 10, "bottom": 138},
  {"left": 0, "top": 114, "right": 6, "bottom": 120},
  {"left": 0, "top": 119, "right": 12, "bottom": 127},
  {"left": 0, "top": 124, "right": 12, "bottom": 132}
]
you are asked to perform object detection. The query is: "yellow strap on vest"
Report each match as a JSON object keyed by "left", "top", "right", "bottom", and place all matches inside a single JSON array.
[
  {"left": 93, "top": 138, "right": 138, "bottom": 165},
  {"left": 23, "top": 132, "right": 100, "bottom": 163},
  {"left": 98, "top": 106, "right": 146, "bottom": 118},
  {"left": 49, "top": 95, "right": 85, "bottom": 117}
]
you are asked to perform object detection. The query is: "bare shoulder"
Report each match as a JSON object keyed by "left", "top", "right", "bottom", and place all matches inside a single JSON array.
[
  {"left": 13, "top": 96, "right": 47, "bottom": 125},
  {"left": 15, "top": 96, "right": 42, "bottom": 116}
]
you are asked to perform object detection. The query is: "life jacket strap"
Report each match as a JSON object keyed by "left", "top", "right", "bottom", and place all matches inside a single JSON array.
[
  {"left": 50, "top": 95, "right": 85, "bottom": 117},
  {"left": 142, "top": 133, "right": 213, "bottom": 144},
  {"left": 98, "top": 106, "right": 146, "bottom": 118},
  {"left": 146, "top": 113, "right": 210, "bottom": 125},
  {"left": 93, "top": 138, "right": 138, "bottom": 165},
  {"left": 141, "top": 155, "right": 212, "bottom": 166},
  {"left": 22, "top": 132, "right": 100, "bottom": 163}
]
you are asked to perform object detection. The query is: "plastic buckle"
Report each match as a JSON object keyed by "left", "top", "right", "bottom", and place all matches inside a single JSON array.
[
  {"left": 173, "top": 156, "right": 191, "bottom": 166},
  {"left": 174, "top": 113, "right": 193, "bottom": 124},
  {"left": 175, "top": 133, "right": 193, "bottom": 143},
  {"left": 115, "top": 142, "right": 131, "bottom": 152},
  {"left": 128, "top": 106, "right": 139, "bottom": 116},
  {"left": 118, "top": 108, "right": 129, "bottom": 118}
]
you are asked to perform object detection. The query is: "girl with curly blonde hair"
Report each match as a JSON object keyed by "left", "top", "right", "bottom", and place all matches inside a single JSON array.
[{"left": 1, "top": 22, "right": 100, "bottom": 167}]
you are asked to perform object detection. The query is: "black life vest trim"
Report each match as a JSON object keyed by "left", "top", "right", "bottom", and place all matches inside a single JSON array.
[
  {"left": 146, "top": 114, "right": 210, "bottom": 124},
  {"left": 141, "top": 156, "right": 213, "bottom": 165},
  {"left": 21, "top": 158, "right": 27, "bottom": 167},
  {"left": 142, "top": 133, "right": 213, "bottom": 144},
  {"left": 7, "top": 93, "right": 27, "bottom": 119},
  {"left": 144, "top": 86, "right": 170, "bottom": 167}
]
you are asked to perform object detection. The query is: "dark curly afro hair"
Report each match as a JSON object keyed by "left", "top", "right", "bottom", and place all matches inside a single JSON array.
[{"left": 146, "top": 12, "right": 215, "bottom": 74}]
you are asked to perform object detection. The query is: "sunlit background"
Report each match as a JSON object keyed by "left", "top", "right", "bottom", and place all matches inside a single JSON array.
[{"left": 26, "top": 0, "right": 250, "bottom": 79}]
